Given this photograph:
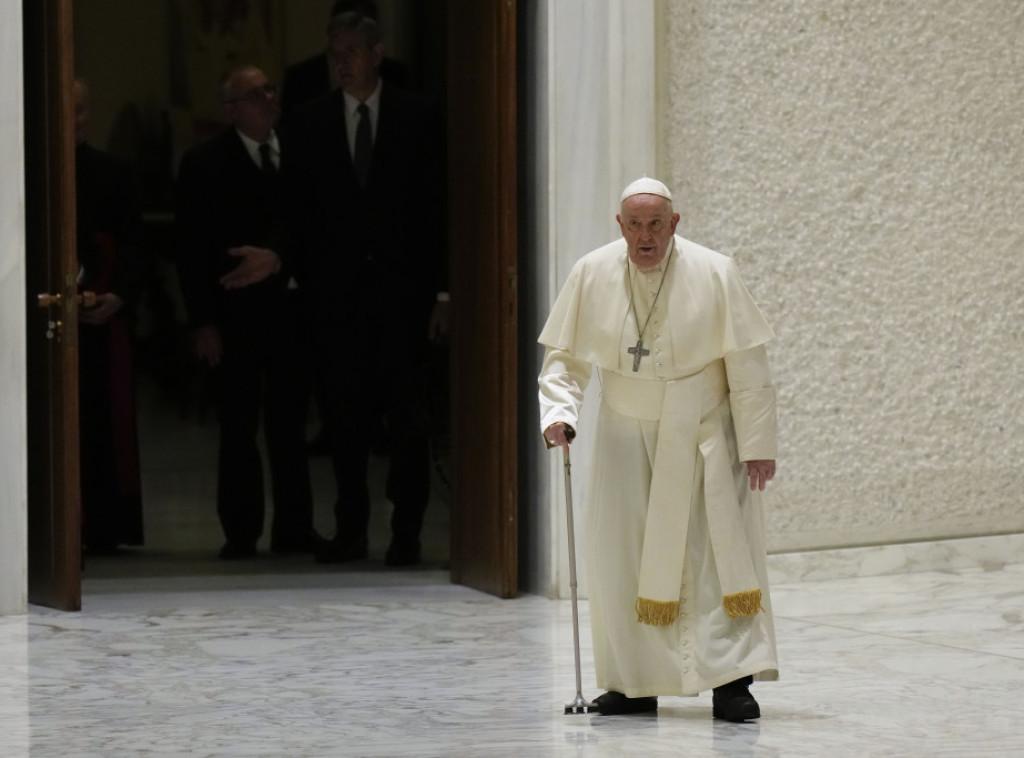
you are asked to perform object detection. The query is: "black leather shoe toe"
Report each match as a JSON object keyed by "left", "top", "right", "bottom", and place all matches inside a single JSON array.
[
  {"left": 712, "top": 677, "right": 761, "bottom": 722},
  {"left": 594, "top": 691, "right": 658, "bottom": 715}
]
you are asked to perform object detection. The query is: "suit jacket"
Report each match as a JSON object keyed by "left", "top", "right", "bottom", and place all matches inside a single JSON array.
[
  {"left": 174, "top": 128, "right": 288, "bottom": 329},
  {"left": 278, "top": 83, "right": 445, "bottom": 329}
]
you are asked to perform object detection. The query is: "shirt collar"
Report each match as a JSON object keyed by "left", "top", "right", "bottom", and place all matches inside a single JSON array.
[
  {"left": 342, "top": 79, "right": 383, "bottom": 117},
  {"left": 236, "top": 128, "right": 279, "bottom": 157}
]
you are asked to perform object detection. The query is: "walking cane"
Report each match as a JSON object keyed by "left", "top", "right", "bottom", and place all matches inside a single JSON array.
[{"left": 561, "top": 438, "right": 597, "bottom": 714}]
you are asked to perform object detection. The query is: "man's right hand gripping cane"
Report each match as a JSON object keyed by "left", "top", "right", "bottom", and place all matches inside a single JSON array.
[{"left": 544, "top": 422, "right": 576, "bottom": 453}]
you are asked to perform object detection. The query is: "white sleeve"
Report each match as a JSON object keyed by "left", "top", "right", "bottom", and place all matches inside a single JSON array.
[
  {"left": 724, "top": 344, "right": 778, "bottom": 461},
  {"left": 538, "top": 346, "right": 592, "bottom": 438}
]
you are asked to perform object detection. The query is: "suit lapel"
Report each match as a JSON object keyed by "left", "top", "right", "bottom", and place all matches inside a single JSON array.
[
  {"left": 362, "top": 83, "right": 402, "bottom": 190},
  {"left": 226, "top": 129, "right": 262, "bottom": 178}
]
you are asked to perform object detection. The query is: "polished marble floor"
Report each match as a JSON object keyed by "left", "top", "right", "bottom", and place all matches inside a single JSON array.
[
  {"left": 6, "top": 381, "right": 1024, "bottom": 756},
  {"left": 3, "top": 562, "right": 1024, "bottom": 757}
]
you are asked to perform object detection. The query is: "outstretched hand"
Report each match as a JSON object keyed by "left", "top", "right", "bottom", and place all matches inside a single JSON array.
[
  {"left": 79, "top": 292, "right": 123, "bottom": 325},
  {"left": 220, "top": 246, "right": 280, "bottom": 290}
]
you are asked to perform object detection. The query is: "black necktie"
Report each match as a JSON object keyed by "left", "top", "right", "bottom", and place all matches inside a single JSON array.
[
  {"left": 258, "top": 142, "right": 276, "bottom": 176},
  {"left": 353, "top": 102, "right": 372, "bottom": 187}
]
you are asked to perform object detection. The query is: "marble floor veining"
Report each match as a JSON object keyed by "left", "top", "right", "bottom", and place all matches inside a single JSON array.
[
  {"left": 7, "top": 380, "right": 1024, "bottom": 755},
  {"left": 4, "top": 561, "right": 1024, "bottom": 757}
]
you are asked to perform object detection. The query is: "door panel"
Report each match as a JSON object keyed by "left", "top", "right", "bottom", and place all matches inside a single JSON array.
[
  {"left": 446, "top": 0, "right": 518, "bottom": 598},
  {"left": 25, "top": 0, "right": 81, "bottom": 611}
]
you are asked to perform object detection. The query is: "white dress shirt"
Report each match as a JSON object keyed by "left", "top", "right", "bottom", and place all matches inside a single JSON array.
[{"left": 342, "top": 81, "right": 382, "bottom": 156}]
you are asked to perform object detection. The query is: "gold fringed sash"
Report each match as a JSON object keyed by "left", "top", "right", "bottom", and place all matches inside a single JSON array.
[
  {"left": 634, "top": 374, "right": 700, "bottom": 628},
  {"left": 722, "top": 589, "right": 764, "bottom": 619},
  {"left": 622, "top": 363, "right": 764, "bottom": 628},
  {"left": 701, "top": 411, "right": 764, "bottom": 622},
  {"left": 635, "top": 597, "right": 680, "bottom": 627}
]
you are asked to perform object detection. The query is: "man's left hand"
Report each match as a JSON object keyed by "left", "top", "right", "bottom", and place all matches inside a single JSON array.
[
  {"left": 79, "top": 292, "right": 123, "bottom": 325},
  {"left": 221, "top": 246, "right": 280, "bottom": 290},
  {"left": 746, "top": 459, "right": 776, "bottom": 491}
]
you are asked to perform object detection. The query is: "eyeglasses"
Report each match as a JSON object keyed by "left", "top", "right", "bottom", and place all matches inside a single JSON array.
[{"left": 224, "top": 83, "right": 277, "bottom": 104}]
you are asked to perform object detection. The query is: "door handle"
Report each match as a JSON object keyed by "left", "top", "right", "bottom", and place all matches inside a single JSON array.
[
  {"left": 36, "top": 291, "right": 97, "bottom": 340},
  {"left": 37, "top": 291, "right": 97, "bottom": 309}
]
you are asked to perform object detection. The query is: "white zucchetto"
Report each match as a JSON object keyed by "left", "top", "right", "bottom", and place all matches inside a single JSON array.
[{"left": 620, "top": 177, "right": 673, "bottom": 203}]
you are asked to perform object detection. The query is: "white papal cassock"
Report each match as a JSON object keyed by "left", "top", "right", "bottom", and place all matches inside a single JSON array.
[{"left": 538, "top": 235, "right": 780, "bottom": 698}]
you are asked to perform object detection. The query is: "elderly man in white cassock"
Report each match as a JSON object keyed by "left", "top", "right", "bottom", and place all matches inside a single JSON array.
[{"left": 538, "top": 177, "right": 779, "bottom": 721}]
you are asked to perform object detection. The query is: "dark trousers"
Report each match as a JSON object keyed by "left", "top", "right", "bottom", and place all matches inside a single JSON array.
[
  {"left": 214, "top": 293, "right": 312, "bottom": 547},
  {"left": 317, "top": 312, "right": 431, "bottom": 546}
]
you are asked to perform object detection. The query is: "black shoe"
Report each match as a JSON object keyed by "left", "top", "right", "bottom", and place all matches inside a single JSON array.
[
  {"left": 218, "top": 541, "right": 257, "bottom": 560},
  {"left": 315, "top": 536, "right": 368, "bottom": 564},
  {"left": 712, "top": 677, "right": 760, "bottom": 722},
  {"left": 385, "top": 537, "right": 421, "bottom": 567},
  {"left": 594, "top": 691, "right": 658, "bottom": 715},
  {"left": 271, "top": 530, "right": 325, "bottom": 554}
]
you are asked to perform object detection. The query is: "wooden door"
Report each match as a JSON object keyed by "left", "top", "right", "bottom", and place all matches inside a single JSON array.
[
  {"left": 24, "top": 0, "right": 81, "bottom": 611},
  {"left": 446, "top": 0, "right": 519, "bottom": 598}
]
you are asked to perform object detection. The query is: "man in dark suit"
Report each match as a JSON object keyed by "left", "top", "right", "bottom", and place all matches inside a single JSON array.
[
  {"left": 175, "top": 65, "right": 316, "bottom": 559},
  {"left": 222, "top": 13, "right": 447, "bottom": 567},
  {"left": 281, "top": 0, "right": 412, "bottom": 461}
]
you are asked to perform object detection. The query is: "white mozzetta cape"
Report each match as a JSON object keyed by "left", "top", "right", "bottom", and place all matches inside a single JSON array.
[{"left": 538, "top": 236, "right": 775, "bottom": 375}]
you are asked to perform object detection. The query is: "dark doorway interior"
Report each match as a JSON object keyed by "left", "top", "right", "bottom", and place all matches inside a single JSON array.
[
  {"left": 29, "top": 0, "right": 520, "bottom": 603},
  {"left": 72, "top": 0, "right": 453, "bottom": 582}
]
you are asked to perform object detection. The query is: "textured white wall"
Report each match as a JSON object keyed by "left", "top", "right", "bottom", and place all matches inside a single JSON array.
[{"left": 661, "top": 1, "right": 1024, "bottom": 550}]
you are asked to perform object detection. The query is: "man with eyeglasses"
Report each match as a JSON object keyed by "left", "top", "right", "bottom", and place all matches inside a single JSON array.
[{"left": 174, "top": 65, "right": 317, "bottom": 560}]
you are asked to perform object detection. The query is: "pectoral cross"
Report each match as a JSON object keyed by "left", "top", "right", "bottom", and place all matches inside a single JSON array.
[{"left": 627, "top": 338, "right": 650, "bottom": 372}]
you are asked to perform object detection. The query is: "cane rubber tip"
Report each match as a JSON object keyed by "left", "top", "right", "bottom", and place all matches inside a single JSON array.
[{"left": 564, "top": 704, "right": 597, "bottom": 714}]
